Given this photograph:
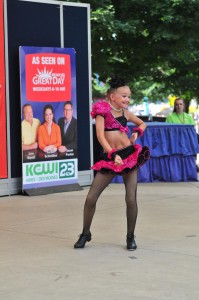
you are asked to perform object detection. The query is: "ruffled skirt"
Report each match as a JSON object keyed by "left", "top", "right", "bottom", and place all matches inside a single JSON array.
[{"left": 92, "top": 144, "right": 150, "bottom": 175}]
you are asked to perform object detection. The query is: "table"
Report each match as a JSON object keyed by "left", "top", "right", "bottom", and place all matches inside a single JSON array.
[{"left": 93, "top": 123, "right": 199, "bottom": 183}]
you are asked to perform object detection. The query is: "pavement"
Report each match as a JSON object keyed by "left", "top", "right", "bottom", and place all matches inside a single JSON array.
[{"left": 0, "top": 180, "right": 199, "bottom": 300}]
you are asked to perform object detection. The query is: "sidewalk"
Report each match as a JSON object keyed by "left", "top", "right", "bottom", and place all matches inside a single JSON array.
[{"left": 0, "top": 181, "right": 199, "bottom": 300}]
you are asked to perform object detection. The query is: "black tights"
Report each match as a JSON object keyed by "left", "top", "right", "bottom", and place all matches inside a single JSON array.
[{"left": 82, "top": 170, "right": 138, "bottom": 236}]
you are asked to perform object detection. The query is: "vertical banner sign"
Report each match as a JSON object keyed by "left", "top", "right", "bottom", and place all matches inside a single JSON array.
[
  {"left": 20, "top": 47, "right": 78, "bottom": 190},
  {"left": 0, "top": 0, "right": 8, "bottom": 179}
]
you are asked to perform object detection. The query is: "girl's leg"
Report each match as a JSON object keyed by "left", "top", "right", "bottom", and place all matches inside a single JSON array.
[
  {"left": 123, "top": 169, "right": 138, "bottom": 250},
  {"left": 74, "top": 172, "right": 114, "bottom": 248},
  {"left": 82, "top": 171, "right": 115, "bottom": 234}
]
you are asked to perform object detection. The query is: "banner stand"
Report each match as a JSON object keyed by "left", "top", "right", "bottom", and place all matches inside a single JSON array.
[
  {"left": 23, "top": 183, "right": 83, "bottom": 196},
  {"left": 20, "top": 47, "right": 80, "bottom": 196}
]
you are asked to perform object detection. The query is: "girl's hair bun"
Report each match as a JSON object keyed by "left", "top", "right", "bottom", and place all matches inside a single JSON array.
[{"left": 108, "top": 76, "right": 127, "bottom": 88}]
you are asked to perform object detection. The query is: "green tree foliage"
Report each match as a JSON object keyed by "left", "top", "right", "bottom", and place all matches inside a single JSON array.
[{"left": 62, "top": 0, "right": 199, "bottom": 105}]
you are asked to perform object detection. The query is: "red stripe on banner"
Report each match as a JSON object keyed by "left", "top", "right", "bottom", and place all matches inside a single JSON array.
[{"left": 0, "top": 0, "right": 8, "bottom": 179}]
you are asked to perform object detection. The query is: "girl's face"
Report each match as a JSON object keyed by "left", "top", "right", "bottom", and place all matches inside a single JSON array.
[
  {"left": 110, "top": 86, "right": 131, "bottom": 109},
  {"left": 45, "top": 108, "right": 53, "bottom": 123}
]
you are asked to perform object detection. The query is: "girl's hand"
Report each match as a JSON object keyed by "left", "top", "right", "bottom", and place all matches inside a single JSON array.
[
  {"left": 130, "top": 132, "right": 138, "bottom": 144},
  {"left": 114, "top": 154, "right": 123, "bottom": 166}
]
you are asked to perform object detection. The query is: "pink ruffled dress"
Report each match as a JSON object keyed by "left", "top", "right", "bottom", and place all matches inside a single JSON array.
[{"left": 91, "top": 101, "right": 150, "bottom": 175}]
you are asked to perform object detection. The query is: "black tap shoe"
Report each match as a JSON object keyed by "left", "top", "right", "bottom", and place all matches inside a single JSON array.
[
  {"left": 74, "top": 232, "right": 92, "bottom": 249},
  {"left": 126, "top": 234, "right": 137, "bottom": 251}
]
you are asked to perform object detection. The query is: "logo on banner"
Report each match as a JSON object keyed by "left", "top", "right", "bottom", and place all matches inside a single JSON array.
[
  {"left": 26, "top": 53, "right": 71, "bottom": 102},
  {"left": 23, "top": 159, "right": 77, "bottom": 184}
]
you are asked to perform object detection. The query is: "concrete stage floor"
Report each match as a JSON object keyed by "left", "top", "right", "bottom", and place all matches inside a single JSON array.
[{"left": 0, "top": 181, "right": 199, "bottom": 300}]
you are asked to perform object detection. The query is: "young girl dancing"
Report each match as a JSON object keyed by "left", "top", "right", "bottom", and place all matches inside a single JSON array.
[{"left": 74, "top": 77, "right": 150, "bottom": 250}]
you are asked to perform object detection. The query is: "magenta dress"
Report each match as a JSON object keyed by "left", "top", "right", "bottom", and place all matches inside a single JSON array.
[{"left": 91, "top": 101, "right": 150, "bottom": 175}]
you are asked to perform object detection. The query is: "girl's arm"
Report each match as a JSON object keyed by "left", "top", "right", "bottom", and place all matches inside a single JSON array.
[
  {"left": 95, "top": 115, "right": 112, "bottom": 153},
  {"left": 125, "top": 111, "right": 147, "bottom": 144},
  {"left": 126, "top": 110, "right": 147, "bottom": 131},
  {"left": 95, "top": 115, "right": 123, "bottom": 165}
]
